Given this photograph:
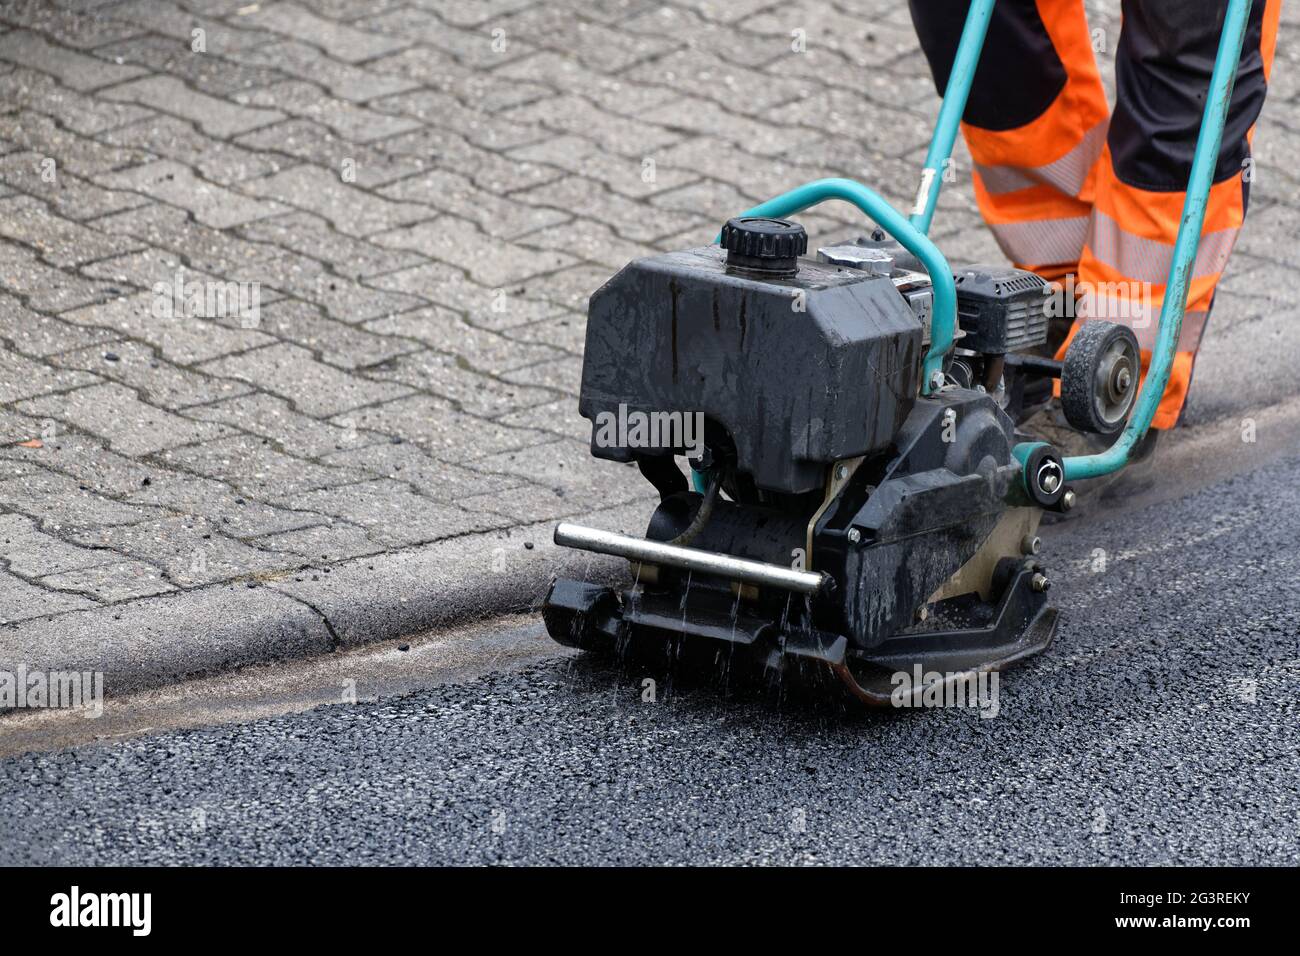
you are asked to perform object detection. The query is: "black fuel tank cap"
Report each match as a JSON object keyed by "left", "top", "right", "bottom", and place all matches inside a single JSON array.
[{"left": 720, "top": 217, "right": 807, "bottom": 277}]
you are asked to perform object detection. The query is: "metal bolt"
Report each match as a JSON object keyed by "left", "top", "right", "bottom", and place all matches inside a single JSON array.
[
  {"left": 1116, "top": 367, "right": 1132, "bottom": 392},
  {"left": 1041, "top": 471, "right": 1060, "bottom": 494},
  {"left": 1030, "top": 572, "right": 1050, "bottom": 593},
  {"left": 1061, "top": 490, "right": 1076, "bottom": 511},
  {"left": 1021, "top": 534, "right": 1041, "bottom": 555},
  {"left": 916, "top": 605, "right": 929, "bottom": 622},
  {"left": 847, "top": 528, "right": 861, "bottom": 544},
  {"left": 835, "top": 463, "right": 848, "bottom": 481},
  {"left": 929, "top": 370, "right": 945, "bottom": 391}
]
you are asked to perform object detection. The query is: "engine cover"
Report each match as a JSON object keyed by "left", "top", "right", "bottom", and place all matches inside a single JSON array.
[{"left": 579, "top": 243, "right": 924, "bottom": 494}]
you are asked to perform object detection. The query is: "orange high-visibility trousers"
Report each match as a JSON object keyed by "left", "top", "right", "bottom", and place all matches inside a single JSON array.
[{"left": 909, "top": 0, "right": 1280, "bottom": 428}]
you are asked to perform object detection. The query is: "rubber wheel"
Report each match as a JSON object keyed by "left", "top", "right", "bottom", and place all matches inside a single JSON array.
[{"left": 1061, "top": 320, "right": 1140, "bottom": 435}]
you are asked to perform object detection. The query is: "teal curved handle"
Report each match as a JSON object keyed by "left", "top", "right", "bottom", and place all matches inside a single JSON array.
[{"left": 729, "top": 178, "right": 957, "bottom": 394}]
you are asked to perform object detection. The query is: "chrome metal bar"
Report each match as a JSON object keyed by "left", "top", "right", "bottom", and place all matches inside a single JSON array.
[{"left": 554, "top": 522, "right": 827, "bottom": 595}]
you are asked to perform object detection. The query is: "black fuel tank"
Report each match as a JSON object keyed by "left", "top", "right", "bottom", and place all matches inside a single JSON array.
[{"left": 578, "top": 243, "right": 923, "bottom": 494}]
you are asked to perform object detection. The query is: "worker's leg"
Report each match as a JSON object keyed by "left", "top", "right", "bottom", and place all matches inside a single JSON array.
[
  {"left": 908, "top": 0, "right": 1108, "bottom": 281},
  {"left": 1067, "top": 0, "right": 1280, "bottom": 429}
]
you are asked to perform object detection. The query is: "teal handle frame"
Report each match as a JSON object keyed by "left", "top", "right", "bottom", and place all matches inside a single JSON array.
[
  {"left": 1049, "top": 0, "right": 1251, "bottom": 481},
  {"left": 909, "top": 0, "right": 995, "bottom": 235}
]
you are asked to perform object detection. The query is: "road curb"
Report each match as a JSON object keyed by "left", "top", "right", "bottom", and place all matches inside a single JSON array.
[{"left": 0, "top": 498, "right": 650, "bottom": 701}]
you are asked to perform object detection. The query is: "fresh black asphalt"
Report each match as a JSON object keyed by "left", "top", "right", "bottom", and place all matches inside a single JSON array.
[{"left": 2, "top": 450, "right": 1297, "bottom": 865}]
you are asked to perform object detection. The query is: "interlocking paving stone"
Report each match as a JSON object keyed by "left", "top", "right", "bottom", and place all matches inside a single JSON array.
[
  {"left": 243, "top": 80, "right": 423, "bottom": 143},
  {"left": 499, "top": 354, "right": 582, "bottom": 395},
  {"left": 416, "top": 0, "right": 535, "bottom": 29},
  {"left": 496, "top": 94, "right": 684, "bottom": 156},
  {"left": 513, "top": 262, "right": 630, "bottom": 312},
  {"left": 235, "top": 211, "right": 425, "bottom": 279},
  {"left": 370, "top": 88, "right": 547, "bottom": 152},
  {"left": 228, "top": 297, "right": 420, "bottom": 368},
  {"left": 510, "top": 174, "right": 709, "bottom": 244},
  {"left": 0, "top": 194, "right": 141, "bottom": 267},
  {"left": 17, "top": 382, "right": 233, "bottom": 456},
  {"left": 506, "top": 130, "right": 699, "bottom": 201},
  {"left": 0, "top": 470, "right": 155, "bottom": 531},
  {"left": 498, "top": 10, "right": 680, "bottom": 73},
  {"left": 98, "top": 114, "right": 283, "bottom": 186},
  {"left": 0, "top": 292, "right": 119, "bottom": 357},
  {"left": 500, "top": 313, "right": 586, "bottom": 356},
  {"left": 330, "top": 394, "right": 550, "bottom": 462},
  {"left": 59, "top": 291, "right": 273, "bottom": 364},
  {"left": 273, "top": 478, "right": 506, "bottom": 547},
  {"left": 89, "top": 34, "right": 287, "bottom": 98},
  {"left": 361, "top": 307, "right": 566, "bottom": 370},
  {"left": 89, "top": 203, "right": 422, "bottom": 324},
  {"left": 0, "top": 566, "right": 97, "bottom": 623},
  {"left": 233, "top": 118, "right": 429, "bottom": 188},
  {"left": 0, "top": 512, "right": 121, "bottom": 579},
  {"left": 230, "top": 37, "right": 420, "bottom": 102},
  {"left": 0, "top": 432, "right": 158, "bottom": 497},
  {"left": 157, "top": 433, "right": 368, "bottom": 498},
  {"left": 366, "top": 262, "right": 570, "bottom": 330},
  {"left": 0, "top": 151, "right": 149, "bottom": 222},
  {"left": 321, "top": 440, "right": 524, "bottom": 502},
  {"left": 240, "top": 163, "right": 432, "bottom": 237},
  {"left": 0, "top": 405, "right": 53, "bottom": 447},
  {"left": 367, "top": 8, "right": 534, "bottom": 69},
  {"left": 0, "top": 67, "right": 152, "bottom": 135},
  {"left": 180, "top": 391, "right": 388, "bottom": 460},
  {"left": 49, "top": 340, "right": 254, "bottom": 410},
  {"left": 0, "top": 29, "right": 146, "bottom": 90},
  {"left": 249, "top": 519, "right": 384, "bottom": 562},
  {"left": 377, "top": 167, "right": 570, "bottom": 240},
  {"left": 370, "top": 216, "right": 580, "bottom": 287},
  {"left": 97, "top": 159, "right": 287, "bottom": 229},
  {"left": 495, "top": 397, "right": 590, "bottom": 443},
  {"left": 522, "top": 218, "right": 658, "bottom": 271},
  {"left": 102, "top": 76, "right": 285, "bottom": 138},
  {"left": 456, "top": 477, "right": 646, "bottom": 524},
  {"left": 0, "top": 241, "right": 119, "bottom": 313},
  {"left": 197, "top": 341, "right": 413, "bottom": 417},
  {"left": 0, "top": 111, "right": 151, "bottom": 178},
  {"left": 366, "top": 48, "right": 549, "bottom": 113},
  {"left": 105, "top": 0, "right": 278, "bottom": 54},
  {"left": 37, "top": 559, "right": 176, "bottom": 602},
  {"left": 0, "top": 1, "right": 147, "bottom": 50},
  {"left": 66, "top": 515, "right": 300, "bottom": 588},
  {"left": 78, "top": 248, "right": 261, "bottom": 302},
  {"left": 379, "top": 126, "right": 563, "bottom": 194},
  {"left": 120, "top": 473, "right": 325, "bottom": 540},
  {"left": 0, "top": 349, "right": 100, "bottom": 403},
  {"left": 361, "top": 349, "right": 557, "bottom": 418},
  {"left": 239, "top": 1, "right": 411, "bottom": 64}
]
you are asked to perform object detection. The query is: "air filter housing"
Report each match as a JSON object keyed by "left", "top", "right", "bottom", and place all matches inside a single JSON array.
[{"left": 953, "top": 265, "right": 1051, "bottom": 354}]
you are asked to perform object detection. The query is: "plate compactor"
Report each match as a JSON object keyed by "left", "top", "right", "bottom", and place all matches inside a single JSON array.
[{"left": 540, "top": 0, "right": 1253, "bottom": 704}]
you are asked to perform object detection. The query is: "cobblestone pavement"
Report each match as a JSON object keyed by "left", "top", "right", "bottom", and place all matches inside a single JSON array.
[{"left": 1, "top": 0, "right": 1298, "bottom": 691}]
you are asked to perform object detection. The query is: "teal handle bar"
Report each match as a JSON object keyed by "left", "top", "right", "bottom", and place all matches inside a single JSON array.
[
  {"left": 733, "top": 178, "right": 957, "bottom": 394},
  {"left": 1049, "top": 0, "right": 1250, "bottom": 481},
  {"left": 909, "top": 0, "right": 995, "bottom": 235}
]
